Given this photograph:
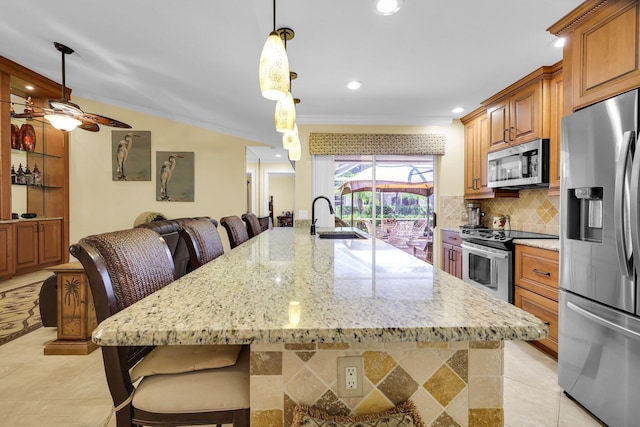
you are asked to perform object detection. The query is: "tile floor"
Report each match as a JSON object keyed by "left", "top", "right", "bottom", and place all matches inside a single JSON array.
[{"left": 0, "top": 272, "right": 605, "bottom": 427}]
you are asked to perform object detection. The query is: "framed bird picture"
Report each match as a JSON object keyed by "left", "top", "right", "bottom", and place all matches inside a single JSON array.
[
  {"left": 111, "top": 130, "right": 151, "bottom": 181},
  {"left": 156, "top": 151, "right": 195, "bottom": 202}
]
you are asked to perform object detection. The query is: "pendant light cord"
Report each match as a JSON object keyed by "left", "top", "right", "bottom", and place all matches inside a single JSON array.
[{"left": 273, "top": 0, "right": 276, "bottom": 31}]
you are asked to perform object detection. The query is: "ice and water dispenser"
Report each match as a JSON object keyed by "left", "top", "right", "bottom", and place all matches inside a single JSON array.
[{"left": 566, "top": 187, "right": 603, "bottom": 243}]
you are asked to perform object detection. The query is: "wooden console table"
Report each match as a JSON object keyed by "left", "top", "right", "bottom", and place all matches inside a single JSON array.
[{"left": 44, "top": 262, "right": 98, "bottom": 355}]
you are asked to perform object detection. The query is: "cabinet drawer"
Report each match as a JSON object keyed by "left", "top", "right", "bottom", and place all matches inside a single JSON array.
[
  {"left": 515, "top": 286, "right": 558, "bottom": 356},
  {"left": 441, "top": 230, "right": 462, "bottom": 247},
  {"left": 515, "top": 245, "right": 559, "bottom": 301}
]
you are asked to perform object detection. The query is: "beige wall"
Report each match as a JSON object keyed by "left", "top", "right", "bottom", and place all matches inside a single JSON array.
[
  {"left": 68, "top": 97, "right": 261, "bottom": 251},
  {"left": 269, "top": 174, "right": 295, "bottom": 221}
]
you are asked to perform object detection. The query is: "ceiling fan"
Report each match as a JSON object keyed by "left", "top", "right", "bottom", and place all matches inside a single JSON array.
[{"left": 11, "top": 42, "right": 131, "bottom": 132}]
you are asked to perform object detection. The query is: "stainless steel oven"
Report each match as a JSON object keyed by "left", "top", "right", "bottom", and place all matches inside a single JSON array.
[
  {"left": 461, "top": 241, "right": 512, "bottom": 302},
  {"left": 459, "top": 228, "right": 558, "bottom": 303}
]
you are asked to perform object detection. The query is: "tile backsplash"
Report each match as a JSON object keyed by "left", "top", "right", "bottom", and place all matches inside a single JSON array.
[{"left": 439, "top": 189, "right": 560, "bottom": 235}]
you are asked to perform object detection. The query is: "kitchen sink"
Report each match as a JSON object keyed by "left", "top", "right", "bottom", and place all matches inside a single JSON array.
[{"left": 316, "top": 228, "right": 368, "bottom": 239}]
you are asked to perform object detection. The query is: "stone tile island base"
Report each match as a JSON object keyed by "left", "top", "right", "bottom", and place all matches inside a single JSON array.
[{"left": 250, "top": 340, "right": 504, "bottom": 427}]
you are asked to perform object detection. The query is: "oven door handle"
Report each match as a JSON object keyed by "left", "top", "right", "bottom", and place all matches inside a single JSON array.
[{"left": 461, "top": 242, "right": 509, "bottom": 260}]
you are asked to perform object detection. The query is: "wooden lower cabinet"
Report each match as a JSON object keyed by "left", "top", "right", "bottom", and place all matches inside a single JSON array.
[
  {"left": 15, "top": 219, "right": 62, "bottom": 274},
  {"left": 514, "top": 244, "right": 559, "bottom": 358},
  {"left": 0, "top": 223, "right": 13, "bottom": 279},
  {"left": 441, "top": 230, "right": 463, "bottom": 279},
  {"left": 514, "top": 286, "right": 558, "bottom": 357}
]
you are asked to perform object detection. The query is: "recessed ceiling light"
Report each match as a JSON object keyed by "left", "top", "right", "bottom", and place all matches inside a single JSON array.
[
  {"left": 554, "top": 37, "right": 565, "bottom": 48},
  {"left": 347, "top": 80, "right": 363, "bottom": 90},
  {"left": 25, "top": 85, "right": 34, "bottom": 90},
  {"left": 375, "top": 0, "right": 403, "bottom": 15},
  {"left": 452, "top": 107, "right": 464, "bottom": 114},
  {"left": 275, "top": 154, "right": 282, "bottom": 158}
]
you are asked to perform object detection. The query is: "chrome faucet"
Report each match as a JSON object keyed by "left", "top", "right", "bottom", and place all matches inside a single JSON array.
[{"left": 310, "top": 196, "right": 335, "bottom": 235}]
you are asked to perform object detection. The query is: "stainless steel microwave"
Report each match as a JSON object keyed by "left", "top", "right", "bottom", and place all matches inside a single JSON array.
[{"left": 487, "top": 138, "right": 549, "bottom": 189}]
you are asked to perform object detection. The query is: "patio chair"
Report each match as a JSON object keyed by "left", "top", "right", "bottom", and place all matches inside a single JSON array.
[
  {"left": 387, "top": 221, "right": 414, "bottom": 248},
  {"left": 70, "top": 228, "right": 249, "bottom": 427}
]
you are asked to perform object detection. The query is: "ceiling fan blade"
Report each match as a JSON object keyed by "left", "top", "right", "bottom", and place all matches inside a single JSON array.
[
  {"left": 78, "top": 122, "right": 100, "bottom": 132},
  {"left": 13, "top": 111, "right": 46, "bottom": 118},
  {"left": 81, "top": 112, "right": 132, "bottom": 128}
]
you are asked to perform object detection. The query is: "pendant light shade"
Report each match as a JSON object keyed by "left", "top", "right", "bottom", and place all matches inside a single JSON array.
[
  {"left": 282, "top": 123, "right": 298, "bottom": 149},
  {"left": 275, "top": 91, "right": 296, "bottom": 132},
  {"left": 288, "top": 139, "right": 301, "bottom": 161},
  {"left": 45, "top": 113, "right": 82, "bottom": 131},
  {"left": 259, "top": 31, "right": 290, "bottom": 101}
]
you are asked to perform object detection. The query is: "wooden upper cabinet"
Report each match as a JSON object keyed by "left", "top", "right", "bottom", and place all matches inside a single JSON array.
[
  {"left": 549, "top": 0, "right": 640, "bottom": 113},
  {"left": 462, "top": 108, "right": 518, "bottom": 199},
  {"left": 484, "top": 67, "right": 553, "bottom": 152}
]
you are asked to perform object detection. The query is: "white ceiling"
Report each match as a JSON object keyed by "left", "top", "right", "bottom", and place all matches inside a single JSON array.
[{"left": 0, "top": 0, "right": 581, "bottom": 151}]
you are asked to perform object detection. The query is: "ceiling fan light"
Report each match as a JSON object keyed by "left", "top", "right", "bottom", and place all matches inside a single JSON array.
[
  {"left": 44, "top": 113, "right": 82, "bottom": 131},
  {"left": 259, "top": 31, "right": 290, "bottom": 101},
  {"left": 282, "top": 123, "right": 299, "bottom": 149},
  {"left": 288, "top": 139, "right": 301, "bottom": 161},
  {"left": 275, "top": 91, "right": 296, "bottom": 132}
]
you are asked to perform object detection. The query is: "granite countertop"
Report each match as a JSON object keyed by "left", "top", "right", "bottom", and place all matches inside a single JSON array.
[
  {"left": 92, "top": 227, "right": 548, "bottom": 347},
  {"left": 514, "top": 239, "right": 560, "bottom": 251}
]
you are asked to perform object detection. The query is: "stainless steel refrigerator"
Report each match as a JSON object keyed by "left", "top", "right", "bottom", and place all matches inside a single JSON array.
[{"left": 560, "top": 88, "right": 640, "bottom": 427}]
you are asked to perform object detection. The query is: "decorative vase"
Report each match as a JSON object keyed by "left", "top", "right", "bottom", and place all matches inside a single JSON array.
[
  {"left": 19, "top": 123, "right": 36, "bottom": 152},
  {"left": 11, "top": 124, "right": 20, "bottom": 149}
]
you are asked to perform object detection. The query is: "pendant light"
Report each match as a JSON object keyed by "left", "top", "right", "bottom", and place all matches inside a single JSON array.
[
  {"left": 275, "top": 70, "right": 297, "bottom": 132},
  {"left": 282, "top": 123, "right": 299, "bottom": 150},
  {"left": 288, "top": 139, "right": 301, "bottom": 161},
  {"left": 259, "top": 0, "right": 290, "bottom": 101}
]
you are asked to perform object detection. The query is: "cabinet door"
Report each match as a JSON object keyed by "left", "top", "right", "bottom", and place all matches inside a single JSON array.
[
  {"left": 451, "top": 245, "right": 463, "bottom": 279},
  {"left": 569, "top": 1, "right": 640, "bottom": 111},
  {"left": 487, "top": 99, "right": 510, "bottom": 151},
  {"left": 442, "top": 242, "right": 453, "bottom": 274},
  {"left": 0, "top": 224, "right": 13, "bottom": 278},
  {"left": 39, "top": 219, "right": 62, "bottom": 265},
  {"left": 464, "top": 118, "right": 481, "bottom": 197},
  {"left": 515, "top": 286, "right": 558, "bottom": 356},
  {"left": 510, "top": 82, "right": 541, "bottom": 145},
  {"left": 14, "top": 222, "right": 38, "bottom": 270}
]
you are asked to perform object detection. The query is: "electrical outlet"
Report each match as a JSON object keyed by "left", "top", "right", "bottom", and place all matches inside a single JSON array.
[
  {"left": 337, "top": 356, "right": 363, "bottom": 397},
  {"left": 346, "top": 366, "right": 357, "bottom": 389}
]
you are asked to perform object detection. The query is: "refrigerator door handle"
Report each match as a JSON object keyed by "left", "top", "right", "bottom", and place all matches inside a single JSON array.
[
  {"left": 614, "top": 130, "right": 635, "bottom": 277},
  {"left": 629, "top": 130, "right": 640, "bottom": 274},
  {"left": 567, "top": 301, "right": 640, "bottom": 340}
]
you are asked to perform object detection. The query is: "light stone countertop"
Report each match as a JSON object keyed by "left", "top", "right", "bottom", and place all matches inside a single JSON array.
[
  {"left": 514, "top": 239, "right": 560, "bottom": 251},
  {"left": 92, "top": 227, "right": 548, "bottom": 347}
]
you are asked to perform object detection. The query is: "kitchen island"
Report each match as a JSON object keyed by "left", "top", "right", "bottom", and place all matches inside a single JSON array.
[{"left": 92, "top": 227, "right": 547, "bottom": 426}]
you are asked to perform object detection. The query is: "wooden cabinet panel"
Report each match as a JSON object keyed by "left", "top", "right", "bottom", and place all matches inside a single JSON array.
[
  {"left": 548, "top": 67, "right": 563, "bottom": 195},
  {"left": 550, "top": 0, "right": 640, "bottom": 112},
  {"left": 515, "top": 244, "right": 559, "bottom": 358},
  {"left": 488, "top": 100, "right": 510, "bottom": 151},
  {"left": 15, "top": 219, "right": 62, "bottom": 274},
  {"left": 511, "top": 83, "right": 540, "bottom": 145},
  {"left": 14, "top": 221, "right": 38, "bottom": 271},
  {"left": 39, "top": 219, "right": 62, "bottom": 265},
  {"left": 515, "top": 286, "right": 558, "bottom": 356},
  {"left": 484, "top": 66, "right": 554, "bottom": 152},
  {"left": 441, "top": 230, "right": 463, "bottom": 279},
  {"left": 0, "top": 223, "right": 13, "bottom": 278},
  {"left": 515, "top": 244, "right": 559, "bottom": 301},
  {"left": 462, "top": 109, "right": 517, "bottom": 199}
]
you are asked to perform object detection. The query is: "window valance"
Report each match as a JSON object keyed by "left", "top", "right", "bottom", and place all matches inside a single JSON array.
[{"left": 308, "top": 133, "right": 446, "bottom": 156}]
